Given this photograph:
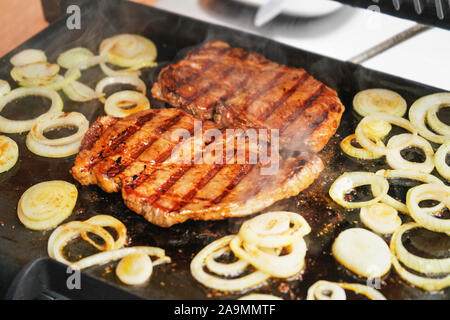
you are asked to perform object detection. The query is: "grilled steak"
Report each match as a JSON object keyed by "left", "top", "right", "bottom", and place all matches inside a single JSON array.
[
  {"left": 152, "top": 40, "right": 345, "bottom": 153},
  {"left": 71, "top": 109, "right": 324, "bottom": 227}
]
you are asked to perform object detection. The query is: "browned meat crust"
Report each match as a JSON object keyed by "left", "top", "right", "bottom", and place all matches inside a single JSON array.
[
  {"left": 71, "top": 109, "right": 324, "bottom": 227},
  {"left": 152, "top": 40, "right": 345, "bottom": 153}
]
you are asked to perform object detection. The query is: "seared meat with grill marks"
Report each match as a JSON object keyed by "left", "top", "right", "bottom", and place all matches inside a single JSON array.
[
  {"left": 71, "top": 109, "right": 324, "bottom": 227},
  {"left": 152, "top": 40, "right": 345, "bottom": 153}
]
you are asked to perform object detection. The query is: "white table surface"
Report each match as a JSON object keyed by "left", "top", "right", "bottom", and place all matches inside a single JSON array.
[{"left": 153, "top": 0, "right": 450, "bottom": 91}]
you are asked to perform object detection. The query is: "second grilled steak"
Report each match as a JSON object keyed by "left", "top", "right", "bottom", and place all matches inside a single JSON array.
[
  {"left": 152, "top": 40, "right": 345, "bottom": 153},
  {"left": 71, "top": 109, "right": 324, "bottom": 227}
]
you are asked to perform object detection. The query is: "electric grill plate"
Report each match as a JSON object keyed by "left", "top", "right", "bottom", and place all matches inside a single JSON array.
[{"left": 0, "top": 0, "right": 448, "bottom": 300}]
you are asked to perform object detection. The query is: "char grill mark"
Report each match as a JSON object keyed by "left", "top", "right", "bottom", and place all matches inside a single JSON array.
[{"left": 152, "top": 40, "right": 345, "bottom": 152}]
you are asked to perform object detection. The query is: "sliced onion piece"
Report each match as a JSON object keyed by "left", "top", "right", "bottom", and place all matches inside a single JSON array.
[
  {"left": 353, "top": 89, "right": 407, "bottom": 117},
  {"left": 48, "top": 221, "right": 116, "bottom": 265},
  {"left": 238, "top": 294, "right": 283, "bottom": 300},
  {"left": 0, "top": 80, "right": 11, "bottom": 97},
  {"left": 11, "top": 62, "right": 60, "bottom": 87},
  {"left": 96, "top": 76, "right": 146, "bottom": 103},
  {"left": 81, "top": 215, "right": 127, "bottom": 251},
  {"left": 190, "top": 236, "right": 270, "bottom": 292},
  {"left": 99, "top": 63, "right": 141, "bottom": 77},
  {"left": 306, "top": 280, "right": 346, "bottom": 300},
  {"left": 385, "top": 133, "right": 435, "bottom": 174},
  {"left": 104, "top": 90, "right": 150, "bottom": 118},
  {"left": 238, "top": 211, "right": 310, "bottom": 248},
  {"left": 392, "top": 222, "right": 450, "bottom": 274},
  {"left": 44, "top": 68, "right": 81, "bottom": 91},
  {"left": 426, "top": 104, "right": 450, "bottom": 136},
  {"left": 374, "top": 169, "right": 445, "bottom": 215},
  {"left": 57, "top": 47, "right": 94, "bottom": 70},
  {"left": 0, "top": 135, "right": 18, "bottom": 173},
  {"left": 362, "top": 120, "right": 392, "bottom": 139},
  {"left": 10, "top": 49, "right": 47, "bottom": 67},
  {"left": 355, "top": 113, "right": 417, "bottom": 155},
  {"left": 26, "top": 136, "right": 81, "bottom": 158},
  {"left": 116, "top": 253, "right": 153, "bottom": 285},
  {"left": 435, "top": 142, "right": 450, "bottom": 181},
  {"left": 0, "top": 87, "right": 64, "bottom": 133},
  {"left": 338, "top": 283, "right": 387, "bottom": 300},
  {"left": 332, "top": 228, "right": 391, "bottom": 278},
  {"left": 29, "top": 111, "right": 88, "bottom": 146},
  {"left": 99, "top": 34, "right": 157, "bottom": 68},
  {"left": 71, "top": 246, "right": 170, "bottom": 270},
  {"left": 230, "top": 236, "right": 307, "bottom": 278},
  {"left": 329, "top": 172, "right": 389, "bottom": 209},
  {"left": 340, "top": 134, "right": 383, "bottom": 160},
  {"left": 204, "top": 247, "right": 249, "bottom": 277},
  {"left": 18, "top": 181, "right": 77, "bottom": 230},
  {"left": 63, "top": 80, "right": 104, "bottom": 102},
  {"left": 406, "top": 183, "right": 450, "bottom": 234},
  {"left": 360, "top": 203, "right": 401, "bottom": 234},
  {"left": 409, "top": 93, "right": 450, "bottom": 144}
]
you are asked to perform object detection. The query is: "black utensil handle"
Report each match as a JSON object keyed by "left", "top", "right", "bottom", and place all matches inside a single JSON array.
[{"left": 6, "top": 258, "right": 142, "bottom": 300}]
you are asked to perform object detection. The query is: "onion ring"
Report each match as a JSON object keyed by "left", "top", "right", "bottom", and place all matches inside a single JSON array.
[
  {"left": 406, "top": 183, "right": 450, "bottom": 234},
  {"left": 362, "top": 120, "right": 392, "bottom": 139},
  {"left": 435, "top": 142, "right": 450, "bottom": 181},
  {"left": 392, "top": 222, "right": 450, "bottom": 274},
  {"left": 44, "top": 68, "right": 81, "bottom": 91},
  {"left": 96, "top": 76, "right": 146, "bottom": 104},
  {"left": 374, "top": 169, "right": 445, "bottom": 215},
  {"left": 104, "top": 90, "right": 150, "bottom": 118},
  {"left": 11, "top": 62, "right": 60, "bottom": 87},
  {"left": 190, "top": 236, "right": 270, "bottom": 292},
  {"left": 17, "top": 181, "right": 77, "bottom": 231},
  {"left": 340, "top": 134, "right": 383, "bottom": 160},
  {"left": 63, "top": 80, "right": 104, "bottom": 102},
  {"left": 29, "top": 111, "right": 89, "bottom": 146},
  {"left": 426, "top": 104, "right": 450, "bottom": 136},
  {"left": 238, "top": 211, "right": 310, "bottom": 248},
  {"left": 338, "top": 283, "right": 387, "bottom": 300},
  {"left": 204, "top": 247, "right": 249, "bottom": 277},
  {"left": 230, "top": 236, "right": 307, "bottom": 278},
  {"left": 81, "top": 215, "right": 127, "bottom": 251},
  {"left": 0, "top": 87, "right": 63, "bottom": 133},
  {"left": 353, "top": 89, "right": 407, "bottom": 117},
  {"left": 26, "top": 137, "right": 81, "bottom": 158},
  {"left": 385, "top": 133, "right": 435, "bottom": 174},
  {"left": 355, "top": 113, "right": 417, "bottom": 155},
  {"left": 332, "top": 228, "right": 391, "bottom": 278},
  {"left": 0, "top": 135, "right": 18, "bottom": 174},
  {"left": 409, "top": 93, "right": 450, "bottom": 144},
  {"left": 329, "top": 172, "right": 389, "bottom": 209},
  {"left": 306, "top": 280, "right": 346, "bottom": 300},
  {"left": 10, "top": 49, "right": 47, "bottom": 67}
]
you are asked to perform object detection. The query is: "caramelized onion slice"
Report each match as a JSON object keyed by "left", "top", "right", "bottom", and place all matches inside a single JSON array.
[
  {"left": 115, "top": 253, "right": 153, "bottom": 285},
  {"left": 0, "top": 135, "right": 18, "bottom": 173},
  {"left": 81, "top": 215, "right": 127, "bottom": 251},
  {"left": 340, "top": 134, "right": 383, "bottom": 160},
  {"left": 360, "top": 203, "right": 401, "bottom": 234},
  {"left": 353, "top": 89, "right": 407, "bottom": 117},
  {"left": 355, "top": 113, "right": 417, "bottom": 155},
  {"left": 18, "top": 181, "right": 77, "bottom": 231},
  {"left": 104, "top": 90, "right": 150, "bottom": 118},
  {"left": 329, "top": 172, "right": 389, "bottom": 209}
]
